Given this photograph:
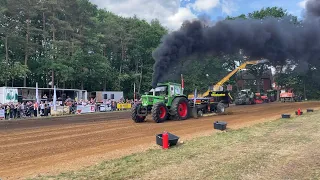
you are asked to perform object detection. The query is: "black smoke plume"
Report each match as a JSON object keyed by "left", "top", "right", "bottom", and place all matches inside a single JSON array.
[{"left": 151, "top": 0, "right": 320, "bottom": 88}]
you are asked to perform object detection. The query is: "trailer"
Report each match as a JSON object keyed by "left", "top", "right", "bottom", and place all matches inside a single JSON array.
[
  {"left": 131, "top": 82, "right": 231, "bottom": 123},
  {"left": 89, "top": 91, "right": 124, "bottom": 103},
  {"left": 188, "top": 90, "right": 231, "bottom": 116}
]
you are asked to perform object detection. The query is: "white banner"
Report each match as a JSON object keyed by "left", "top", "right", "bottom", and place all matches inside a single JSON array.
[
  {"left": 0, "top": 109, "right": 5, "bottom": 119},
  {"left": 76, "top": 105, "right": 95, "bottom": 114},
  {"left": 50, "top": 106, "right": 70, "bottom": 116},
  {"left": 4, "top": 88, "right": 18, "bottom": 103},
  {"left": 99, "top": 104, "right": 112, "bottom": 112}
]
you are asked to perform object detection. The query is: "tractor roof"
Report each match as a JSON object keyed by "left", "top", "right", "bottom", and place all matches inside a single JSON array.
[{"left": 157, "top": 82, "right": 181, "bottom": 86}]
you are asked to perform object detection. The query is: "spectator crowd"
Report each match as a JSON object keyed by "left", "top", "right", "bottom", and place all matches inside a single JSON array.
[{"left": 0, "top": 97, "right": 136, "bottom": 120}]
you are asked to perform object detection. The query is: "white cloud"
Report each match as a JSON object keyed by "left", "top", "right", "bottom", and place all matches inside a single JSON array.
[
  {"left": 190, "top": 0, "right": 237, "bottom": 15},
  {"left": 220, "top": 0, "right": 237, "bottom": 15},
  {"left": 89, "top": 0, "right": 198, "bottom": 30},
  {"left": 298, "top": 0, "right": 307, "bottom": 9},
  {"left": 89, "top": 0, "right": 226, "bottom": 30},
  {"left": 167, "top": 7, "right": 197, "bottom": 30},
  {"left": 90, "top": 0, "right": 183, "bottom": 30},
  {"left": 192, "top": 0, "right": 220, "bottom": 12}
]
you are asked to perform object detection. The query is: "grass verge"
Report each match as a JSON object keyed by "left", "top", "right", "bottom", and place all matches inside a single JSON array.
[{"left": 30, "top": 111, "right": 320, "bottom": 180}]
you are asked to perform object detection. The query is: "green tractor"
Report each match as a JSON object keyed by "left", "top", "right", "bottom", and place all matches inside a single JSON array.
[
  {"left": 266, "top": 89, "right": 277, "bottom": 102},
  {"left": 132, "top": 82, "right": 190, "bottom": 123}
]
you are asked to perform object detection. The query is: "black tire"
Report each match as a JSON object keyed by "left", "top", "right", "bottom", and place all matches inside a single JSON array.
[
  {"left": 170, "top": 97, "right": 190, "bottom": 120},
  {"left": 251, "top": 99, "right": 256, "bottom": 104},
  {"left": 234, "top": 100, "right": 240, "bottom": 105},
  {"left": 151, "top": 102, "right": 168, "bottom": 123},
  {"left": 198, "top": 110, "right": 204, "bottom": 117},
  {"left": 245, "top": 98, "right": 250, "bottom": 105},
  {"left": 216, "top": 102, "right": 225, "bottom": 114},
  {"left": 131, "top": 103, "right": 146, "bottom": 123},
  {"left": 190, "top": 107, "right": 198, "bottom": 118}
]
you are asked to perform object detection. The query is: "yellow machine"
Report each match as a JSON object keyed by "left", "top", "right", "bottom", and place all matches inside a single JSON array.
[{"left": 188, "top": 59, "right": 269, "bottom": 99}]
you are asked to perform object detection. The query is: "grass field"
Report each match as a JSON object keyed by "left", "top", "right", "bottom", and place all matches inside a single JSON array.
[{"left": 31, "top": 111, "right": 320, "bottom": 180}]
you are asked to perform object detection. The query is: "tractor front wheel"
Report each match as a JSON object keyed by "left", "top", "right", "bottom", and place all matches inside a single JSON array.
[
  {"left": 131, "top": 103, "right": 146, "bottom": 123},
  {"left": 171, "top": 97, "right": 190, "bottom": 120},
  {"left": 151, "top": 102, "right": 168, "bottom": 123}
]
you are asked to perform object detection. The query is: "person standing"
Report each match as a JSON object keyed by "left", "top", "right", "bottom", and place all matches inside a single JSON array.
[
  {"left": 20, "top": 102, "right": 25, "bottom": 118},
  {"left": 33, "top": 102, "right": 38, "bottom": 117},
  {"left": 40, "top": 102, "right": 45, "bottom": 116},
  {"left": 5, "top": 105, "right": 10, "bottom": 120},
  {"left": 13, "top": 103, "right": 17, "bottom": 119},
  {"left": 10, "top": 103, "right": 14, "bottom": 119}
]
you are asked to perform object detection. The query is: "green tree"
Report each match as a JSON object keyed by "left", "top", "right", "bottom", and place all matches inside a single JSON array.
[{"left": 0, "top": 0, "right": 166, "bottom": 99}]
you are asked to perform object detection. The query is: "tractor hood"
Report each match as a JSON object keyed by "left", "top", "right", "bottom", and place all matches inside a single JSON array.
[{"left": 141, "top": 94, "right": 165, "bottom": 106}]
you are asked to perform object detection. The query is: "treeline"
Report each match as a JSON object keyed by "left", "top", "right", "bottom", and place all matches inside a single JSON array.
[
  {"left": 1, "top": 1, "right": 320, "bottom": 99},
  {"left": 0, "top": 0, "right": 167, "bottom": 98}
]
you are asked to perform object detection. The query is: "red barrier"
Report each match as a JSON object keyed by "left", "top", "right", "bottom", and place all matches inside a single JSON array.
[{"left": 162, "top": 131, "right": 169, "bottom": 149}]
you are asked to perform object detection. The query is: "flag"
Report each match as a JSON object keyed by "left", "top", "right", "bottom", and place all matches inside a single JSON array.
[
  {"left": 36, "top": 82, "right": 39, "bottom": 105},
  {"left": 133, "top": 82, "right": 136, "bottom": 100},
  {"left": 181, "top": 74, "right": 184, "bottom": 90},
  {"left": 53, "top": 85, "right": 57, "bottom": 111},
  {"left": 36, "top": 82, "right": 39, "bottom": 117},
  {"left": 193, "top": 88, "right": 197, "bottom": 106}
]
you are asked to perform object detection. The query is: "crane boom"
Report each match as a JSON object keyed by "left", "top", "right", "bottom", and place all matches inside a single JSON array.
[
  {"left": 188, "top": 59, "right": 269, "bottom": 98},
  {"left": 213, "top": 59, "right": 269, "bottom": 91}
]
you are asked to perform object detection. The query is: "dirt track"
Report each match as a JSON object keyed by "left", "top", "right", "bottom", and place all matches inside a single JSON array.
[
  {"left": 1, "top": 101, "right": 320, "bottom": 180},
  {"left": 0, "top": 111, "right": 131, "bottom": 131}
]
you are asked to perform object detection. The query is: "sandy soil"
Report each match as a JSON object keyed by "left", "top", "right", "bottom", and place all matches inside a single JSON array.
[{"left": 0, "top": 101, "right": 319, "bottom": 180}]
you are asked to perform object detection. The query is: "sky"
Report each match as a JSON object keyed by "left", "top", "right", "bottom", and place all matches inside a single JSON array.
[{"left": 89, "top": 0, "right": 308, "bottom": 31}]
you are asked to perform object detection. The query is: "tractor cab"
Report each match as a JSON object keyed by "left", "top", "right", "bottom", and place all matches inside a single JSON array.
[
  {"left": 238, "top": 89, "right": 254, "bottom": 97},
  {"left": 141, "top": 82, "right": 186, "bottom": 108},
  {"left": 148, "top": 86, "right": 168, "bottom": 96},
  {"left": 148, "top": 82, "right": 183, "bottom": 97}
]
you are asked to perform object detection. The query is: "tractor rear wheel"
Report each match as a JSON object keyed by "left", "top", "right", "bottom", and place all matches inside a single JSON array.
[
  {"left": 171, "top": 97, "right": 190, "bottom": 120},
  {"left": 131, "top": 103, "right": 146, "bottom": 123},
  {"left": 216, "top": 102, "right": 225, "bottom": 114},
  {"left": 151, "top": 102, "right": 168, "bottom": 123}
]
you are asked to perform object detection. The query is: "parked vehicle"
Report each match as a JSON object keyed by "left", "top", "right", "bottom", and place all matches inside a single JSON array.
[{"left": 234, "top": 89, "right": 256, "bottom": 105}]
